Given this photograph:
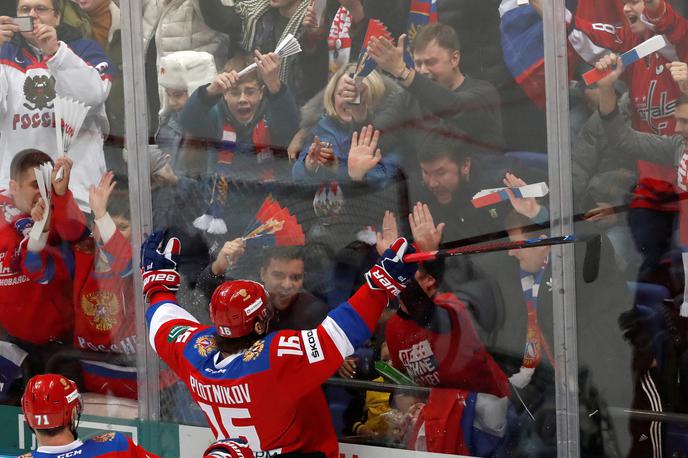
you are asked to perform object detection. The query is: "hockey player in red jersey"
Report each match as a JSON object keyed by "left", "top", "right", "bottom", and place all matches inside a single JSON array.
[
  {"left": 18, "top": 374, "right": 157, "bottom": 458},
  {"left": 142, "top": 230, "right": 416, "bottom": 458}
]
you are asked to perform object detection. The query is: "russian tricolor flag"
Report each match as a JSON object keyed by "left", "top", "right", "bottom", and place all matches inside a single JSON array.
[
  {"left": 406, "top": 0, "right": 438, "bottom": 65},
  {"left": 499, "top": 0, "right": 547, "bottom": 108},
  {"left": 408, "top": 0, "right": 438, "bottom": 33}
]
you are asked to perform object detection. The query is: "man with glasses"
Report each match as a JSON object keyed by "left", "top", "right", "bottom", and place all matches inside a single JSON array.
[{"left": 0, "top": 0, "right": 113, "bottom": 210}]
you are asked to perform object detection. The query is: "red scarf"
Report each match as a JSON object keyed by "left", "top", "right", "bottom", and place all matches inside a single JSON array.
[{"left": 219, "top": 118, "right": 274, "bottom": 181}]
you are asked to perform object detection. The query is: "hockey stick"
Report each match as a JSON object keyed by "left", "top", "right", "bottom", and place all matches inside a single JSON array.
[{"left": 402, "top": 234, "right": 576, "bottom": 263}]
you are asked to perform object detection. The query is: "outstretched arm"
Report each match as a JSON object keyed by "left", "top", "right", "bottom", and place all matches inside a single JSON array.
[{"left": 267, "top": 238, "right": 418, "bottom": 398}]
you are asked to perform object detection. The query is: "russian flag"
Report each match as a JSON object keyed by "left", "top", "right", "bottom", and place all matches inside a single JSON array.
[
  {"left": 500, "top": 0, "right": 624, "bottom": 108},
  {"left": 499, "top": 0, "right": 547, "bottom": 108},
  {"left": 408, "top": 0, "right": 438, "bottom": 35},
  {"left": 406, "top": 0, "right": 438, "bottom": 65}
]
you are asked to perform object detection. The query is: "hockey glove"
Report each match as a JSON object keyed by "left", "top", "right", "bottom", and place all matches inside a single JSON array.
[
  {"left": 203, "top": 438, "right": 252, "bottom": 458},
  {"left": 141, "top": 230, "right": 181, "bottom": 302},
  {"left": 366, "top": 237, "right": 417, "bottom": 298}
]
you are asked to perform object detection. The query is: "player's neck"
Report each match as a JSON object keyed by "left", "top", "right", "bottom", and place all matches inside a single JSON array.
[{"left": 36, "top": 431, "right": 79, "bottom": 448}]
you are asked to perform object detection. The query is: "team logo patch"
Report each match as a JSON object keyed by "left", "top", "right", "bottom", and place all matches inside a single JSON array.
[
  {"left": 92, "top": 432, "right": 116, "bottom": 442},
  {"left": 23, "top": 74, "right": 56, "bottom": 110},
  {"left": 242, "top": 339, "right": 265, "bottom": 362},
  {"left": 81, "top": 291, "right": 120, "bottom": 331},
  {"left": 95, "top": 61, "right": 109, "bottom": 75},
  {"left": 167, "top": 325, "right": 190, "bottom": 342},
  {"left": 194, "top": 335, "right": 218, "bottom": 357}
]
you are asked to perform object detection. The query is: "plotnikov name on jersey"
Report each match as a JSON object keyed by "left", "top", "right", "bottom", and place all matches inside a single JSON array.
[{"left": 189, "top": 375, "right": 252, "bottom": 405}]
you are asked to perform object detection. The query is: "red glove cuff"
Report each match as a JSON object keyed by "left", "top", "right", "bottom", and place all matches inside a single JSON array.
[
  {"left": 142, "top": 269, "right": 180, "bottom": 302},
  {"left": 365, "top": 265, "right": 404, "bottom": 297}
]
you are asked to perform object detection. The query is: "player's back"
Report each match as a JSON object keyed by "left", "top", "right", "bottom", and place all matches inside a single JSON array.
[
  {"left": 20, "top": 432, "right": 157, "bottom": 458},
  {"left": 173, "top": 327, "right": 338, "bottom": 457}
]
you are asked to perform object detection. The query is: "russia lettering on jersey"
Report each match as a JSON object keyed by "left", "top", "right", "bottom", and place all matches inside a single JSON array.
[
  {"left": 145, "top": 284, "right": 388, "bottom": 458},
  {"left": 0, "top": 38, "right": 114, "bottom": 207}
]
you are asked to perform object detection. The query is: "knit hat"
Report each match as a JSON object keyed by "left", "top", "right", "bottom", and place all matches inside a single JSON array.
[{"left": 159, "top": 51, "right": 217, "bottom": 114}]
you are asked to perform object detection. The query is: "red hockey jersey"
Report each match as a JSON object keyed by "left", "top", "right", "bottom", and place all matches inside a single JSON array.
[
  {"left": 147, "top": 285, "right": 389, "bottom": 458},
  {"left": 569, "top": 8, "right": 688, "bottom": 210},
  {"left": 35, "top": 194, "right": 139, "bottom": 398},
  {"left": 0, "top": 193, "right": 73, "bottom": 344},
  {"left": 385, "top": 292, "right": 509, "bottom": 398},
  {"left": 19, "top": 432, "right": 158, "bottom": 457}
]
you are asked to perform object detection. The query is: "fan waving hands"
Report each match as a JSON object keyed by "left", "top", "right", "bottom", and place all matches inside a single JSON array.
[{"left": 348, "top": 125, "right": 381, "bottom": 181}]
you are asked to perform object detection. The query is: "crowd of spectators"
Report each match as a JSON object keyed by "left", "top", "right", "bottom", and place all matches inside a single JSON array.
[{"left": 1, "top": 0, "right": 688, "bottom": 456}]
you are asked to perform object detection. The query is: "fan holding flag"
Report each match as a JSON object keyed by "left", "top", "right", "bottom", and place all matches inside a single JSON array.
[{"left": 292, "top": 63, "right": 402, "bottom": 186}]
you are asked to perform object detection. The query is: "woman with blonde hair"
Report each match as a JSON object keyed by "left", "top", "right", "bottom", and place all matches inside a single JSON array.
[{"left": 292, "top": 64, "right": 401, "bottom": 185}]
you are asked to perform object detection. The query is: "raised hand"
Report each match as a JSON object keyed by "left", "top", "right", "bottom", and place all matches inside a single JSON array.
[
  {"left": 348, "top": 124, "right": 381, "bottom": 181},
  {"left": 207, "top": 71, "right": 240, "bottom": 96},
  {"left": 340, "top": 73, "right": 360, "bottom": 103},
  {"left": 255, "top": 50, "right": 281, "bottom": 94},
  {"left": 365, "top": 237, "right": 417, "bottom": 298},
  {"left": 141, "top": 231, "right": 182, "bottom": 302},
  {"left": 409, "top": 202, "right": 444, "bottom": 252},
  {"left": 33, "top": 23, "right": 59, "bottom": 56},
  {"left": 303, "top": 0, "right": 319, "bottom": 29},
  {"left": 594, "top": 53, "right": 624, "bottom": 89},
  {"left": 668, "top": 61, "right": 688, "bottom": 95},
  {"left": 0, "top": 16, "right": 19, "bottom": 46},
  {"left": 376, "top": 210, "right": 399, "bottom": 256},
  {"left": 504, "top": 172, "right": 541, "bottom": 219},
  {"left": 51, "top": 155, "right": 73, "bottom": 196},
  {"left": 305, "top": 136, "right": 322, "bottom": 172},
  {"left": 211, "top": 237, "right": 247, "bottom": 275},
  {"left": 368, "top": 34, "right": 407, "bottom": 78},
  {"left": 89, "top": 171, "right": 116, "bottom": 219},
  {"left": 30, "top": 198, "right": 48, "bottom": 231}
]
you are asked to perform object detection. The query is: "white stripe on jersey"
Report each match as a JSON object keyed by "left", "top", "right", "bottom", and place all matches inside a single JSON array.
[
  {"left": 321, "top": 316, "right": 354, "bottom": 359},
  {"left": 149, "top": 302, "right": 199, "bottom": 352}
]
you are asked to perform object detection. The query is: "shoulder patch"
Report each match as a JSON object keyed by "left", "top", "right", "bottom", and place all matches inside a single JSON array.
[
  {"left": 242, "top": 339, "right": 265, "bottom": 362},
  {"left": 168, "top": 325, "right": 192, "bottom": 342},
  {"left": 91, "top": 432, "right": 117, "bottom": 442},
  {"left": 194, "top": 334, "right": 218, "bottom": 357}
]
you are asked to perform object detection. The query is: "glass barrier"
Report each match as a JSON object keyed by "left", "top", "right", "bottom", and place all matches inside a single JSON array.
[{"left": 1, "top": 0, "right": 688, "bottom": 457}]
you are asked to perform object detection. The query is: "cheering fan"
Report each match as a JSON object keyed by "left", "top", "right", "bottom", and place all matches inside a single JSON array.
[
  {"left": 29, "top": 162, "right": 53, "bottom": 240},
  {"left": 54, "top": 96, "right": 90, "bottom": 181},
  {"left": 353, "top": 20, "right": 392, "bottom": 78},
  {"left": 238, "top": 34, "right": 302, "bottom": 77},
  {"left": 243, "top": 196, "right": 305, "bottom": 247}
]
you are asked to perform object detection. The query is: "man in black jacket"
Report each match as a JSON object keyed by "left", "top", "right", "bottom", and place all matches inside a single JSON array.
[
  {"left": 197, "top": 241, "right": 331, "bottom": 331},
  {"left": 368, "top": 22, "right": 505, "bottom": 164}
]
